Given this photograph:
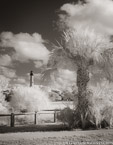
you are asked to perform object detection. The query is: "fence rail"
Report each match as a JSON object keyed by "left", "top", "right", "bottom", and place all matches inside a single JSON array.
[
  {"left": 0, "top": 114, "right": 11, "bottom": 117},
  {"left": 0, "top": 110, "right": 60, "bottom": 127}
]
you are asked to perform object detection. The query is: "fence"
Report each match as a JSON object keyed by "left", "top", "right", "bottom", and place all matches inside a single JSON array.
[{"left": 0, "top": 110, "right": 60, "bottom": 127}]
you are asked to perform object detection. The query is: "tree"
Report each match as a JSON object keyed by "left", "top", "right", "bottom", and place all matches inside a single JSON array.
[
  {"left": 0, "top": 75, "right": 10, "bottom": 114},
  {"left": 42, "top": 28, "right": 113, "bottom": 129}
]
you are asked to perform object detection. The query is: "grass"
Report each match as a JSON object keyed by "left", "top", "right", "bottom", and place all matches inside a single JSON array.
[
  {"left": 0, "top": 124, "right": 70, "bottom": 133},
  {"left": 0, "top": 128, "right": 113, "bottom": 145}
]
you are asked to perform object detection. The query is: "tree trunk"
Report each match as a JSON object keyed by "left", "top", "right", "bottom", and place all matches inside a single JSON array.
[
  {"left": 77, "top": 65, "right": 90, "bottom": 128},
  {"left": 77, "top": 66, "right": 89, "bottom": 100},
  {"left": 74, "top": 57, "right": 92, "bottom": 129}
]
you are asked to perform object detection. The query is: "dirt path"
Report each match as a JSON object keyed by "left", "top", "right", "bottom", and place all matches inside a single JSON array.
[{"left": 0, "top": 129, "right": 113, "bottom": 145}]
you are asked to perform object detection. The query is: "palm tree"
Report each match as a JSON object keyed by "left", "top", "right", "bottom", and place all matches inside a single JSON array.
[{"left": 42, "top": 28, "right": 113, "bottom": 129}]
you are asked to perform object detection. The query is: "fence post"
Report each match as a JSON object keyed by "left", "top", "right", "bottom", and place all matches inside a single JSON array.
[
  {"left": 10, "top": 113, "right": 15, "bottom": 127},
  {"left": 54, "top": 111, "right": 57, "bottom": 123},
  {"left": 34, "top": 112, "right": 37, "bottom": 125}
]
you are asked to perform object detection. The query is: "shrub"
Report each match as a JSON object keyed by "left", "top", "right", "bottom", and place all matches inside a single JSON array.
[
  {"left": 101, "top": 106, "right": 113, "bottom": 128},
  {"left": 57, "top": 107, "right": 74, "bottom": 128},
  {"left": 10, "top": 86, "right": 50, "bottom": 112}
]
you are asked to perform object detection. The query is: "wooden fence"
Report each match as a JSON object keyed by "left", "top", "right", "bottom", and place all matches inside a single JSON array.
[{"left": 0, "top": 110, "right": 60, "bottom": 127}]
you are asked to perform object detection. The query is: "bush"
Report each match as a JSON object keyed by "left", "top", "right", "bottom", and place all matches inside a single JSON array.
[
  {"left": 101, "top": 106, "right": 113, "bottom": 128},
  {"left": 57, "top": 107, "right": 74, "bottom": 128},
  {"left": 9, "top": 86, "right": 50, "bottom": 112}
]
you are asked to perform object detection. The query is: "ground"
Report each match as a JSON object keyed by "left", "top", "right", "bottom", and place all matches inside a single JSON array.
[{"left": 0, "top": 129, "right": 113, "bottom": 145}]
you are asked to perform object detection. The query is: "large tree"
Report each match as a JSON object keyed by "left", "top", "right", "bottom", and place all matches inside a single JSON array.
[{"left": 42, "top": 28, "right": 113, "bottom": 129}]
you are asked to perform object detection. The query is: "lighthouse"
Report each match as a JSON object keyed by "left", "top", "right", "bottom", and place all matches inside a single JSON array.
[{"left": 30, "top": 71, "right": 34, "bottom": 87}]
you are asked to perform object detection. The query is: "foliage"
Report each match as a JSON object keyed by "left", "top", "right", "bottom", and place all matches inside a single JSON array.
[
  {"left": 0, "top": 84, "right": 51, "bottom": 113},
  {"left": 57, "top": 107, "right": 74, "bottom": 128},
  {"left": 49, "top": 90, "right": 62, "bottom": 101},
  {"left": 101, "top": 106, "right": 113, "bottom": 128},
  {"left": 42, "top": 27, "right": 113, "bottom": 129},
  {"left": 49, "top": 89, "right": 76, "bottom": 101},
  {"left": 89, "top": 79, "right": 113, "bottom": 128},
  {"left": 63, "top": 28, "right": 112, "bottom": 61},
  {"left": 41, "top": 28, "right": 113, "bottom": 91},
  {"left": 73, "top": 90, "right": 102, "bottom": 129},
  {"left": 0, "top": 75, "right": 10, "bottom": 114},
  {"left": 3, "top": 90, "right": 13, "bottom": 102},
  {"left": 0, "top": 92, "right": 9, "bottom": 114},
  {"left": 0, "top": 75, "right": 10, "bottom": 91},
  {"left": 46, "top": 28, "right": 113, "bottom": 71},
  {"left": 9, "top": 86, "right": 50, "bottom": 112}
]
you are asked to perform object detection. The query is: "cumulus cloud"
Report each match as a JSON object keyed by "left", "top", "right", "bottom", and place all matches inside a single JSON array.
[
  {"left": 0, "top": 32, "right": 50, "bottom": 66},
  {"left": 59, "top": 0, "right": 113, "bottom": 35},
  {"left": 0, "top": 54, "right": 12, "bottom": 66}
]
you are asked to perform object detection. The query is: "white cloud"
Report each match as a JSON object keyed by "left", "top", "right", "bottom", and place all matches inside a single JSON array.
[
  {"left": 60, "top": 0, "right": 113, "bottom": 35},
  {"left": 0, "top": 55, "right": 17, "bottom": 84},
  {"left": 0, "top": 66, "right": 16, "bottom": 79},
  {"left": 0, "top": 54, "right": 12, "bottom": 66},
  {"left": 34, "top": 60, "right": 43, "bottom": 68},
  {"left": 0, "top": 32, "right": 50, "bottom": 66},
  {"left": 13, "top": 78, "right": 26, "bottom": 85},
  {"left": 51, "top": 69, "right": 77, "bottom": 91}
]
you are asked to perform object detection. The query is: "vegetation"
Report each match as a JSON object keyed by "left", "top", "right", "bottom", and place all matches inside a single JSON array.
[
  {"left": 57, "top": 107, "right": 74, "bottom": 128},
  {"left": 1, "top": 28, "right": 113, "bottom": 130},
  {"left": 0, "top": 128, "right": 113, "bottom": 145},
  {"left": 0, "top": 124, "right": 70, "bottom": 133},
  {"left": 0, "top": 85, "right": 51, "bottom": 115},
  {"left": 42, "top": 28, "right": 113, "bottom": 129}
]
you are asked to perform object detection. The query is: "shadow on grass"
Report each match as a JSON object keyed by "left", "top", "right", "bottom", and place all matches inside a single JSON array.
[{"left": 0, "top": 124, "right": 70, "bottom": 133}]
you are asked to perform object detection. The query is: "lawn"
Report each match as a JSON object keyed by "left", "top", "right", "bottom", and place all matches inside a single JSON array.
[{"left": 0, "top": 128, "right": 113, "bottom": 145}]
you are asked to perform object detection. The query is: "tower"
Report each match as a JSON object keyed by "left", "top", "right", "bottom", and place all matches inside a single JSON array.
[{"left": 30, "top": 71, "right": 34, "bottom": 87}]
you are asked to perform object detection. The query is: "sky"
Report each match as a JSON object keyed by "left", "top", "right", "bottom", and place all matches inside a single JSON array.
[
  {"left": 0, "top": 0, "right": 76, "bottom": 86},
  {"left": 0, "top": 0, "right": 113, "bottom": 87}
]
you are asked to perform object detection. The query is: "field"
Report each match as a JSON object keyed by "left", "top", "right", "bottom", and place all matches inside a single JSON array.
[{"left": 0, "top": 128, "right": 113, "bottom": 145}]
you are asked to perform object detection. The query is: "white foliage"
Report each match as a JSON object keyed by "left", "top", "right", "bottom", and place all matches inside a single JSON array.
[
  {"left": 10, "top": 86, "right": 50, "bottom": 112},
  {"left": 64, "top": 28, "right": 113, "bottom": 62},
  {"left": 89, "top": 79, "right": 113, "bottom": 126},
  {"left": 0, "top": 75, "right": 10, "bottom": 114},
  {"left": 0, "top": 75, "right": 10, "bottom": 90},
  {"left": 0, "top": 93, "right": 9, "bottom": 114},
  {"left": 89, "top": 79, "right": 113, "bottom": 111}
]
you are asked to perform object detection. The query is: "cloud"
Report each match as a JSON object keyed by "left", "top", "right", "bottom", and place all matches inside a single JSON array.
[
  {"left": 0, "top": 55, "right": 16, "bottom": 85},
  {"left": 13, "top": 78, "right": 27, "bottom": 85},
  {"left": 0, "top": 54, "right": 12, "bottom": 66},
  {"left": 51, "top": 69, "right": 77, "bottom": 92},
  {"left": 0, "top": 66, "right": 16, "bottom": 79},
  {"left": 34, "top": 60, "right": 43, "bottom": 68},
  {"left": 59, "top": 0, "right": 113, "bottom": 35},
  {"left": 0, "top": 32, "right": 50, "bottom": 66}
]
